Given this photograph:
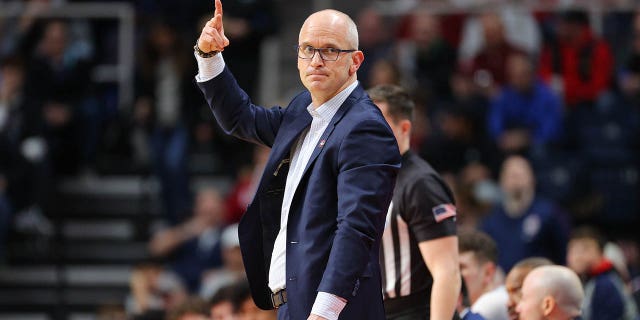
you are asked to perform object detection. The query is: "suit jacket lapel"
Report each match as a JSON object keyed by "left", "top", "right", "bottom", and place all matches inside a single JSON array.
[{"left": 301, "top": 84, "right": 366, "bottom": 177}]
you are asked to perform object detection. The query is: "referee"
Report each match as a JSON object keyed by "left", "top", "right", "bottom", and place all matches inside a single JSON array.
[{"left": 369, "top": 85, "right": 461, "bottom": 320}]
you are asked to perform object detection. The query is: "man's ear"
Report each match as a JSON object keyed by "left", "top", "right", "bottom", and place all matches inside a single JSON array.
[
  {"left": 541, "top": 295, "right": 555, "bottom": 316},
  {"left": 350, "top": 51, "right": 364, "bottom": 75},
  {"left": 483, "top": 262, "right": 497, "bottom": 286},
  {"left": 401, "top": 119, "right": 412, "bottom": 135}
]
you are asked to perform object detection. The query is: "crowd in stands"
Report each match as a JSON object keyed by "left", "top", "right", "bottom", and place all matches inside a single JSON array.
[{"left": 1, "top": 0, "right": 640, "bottom": 319}]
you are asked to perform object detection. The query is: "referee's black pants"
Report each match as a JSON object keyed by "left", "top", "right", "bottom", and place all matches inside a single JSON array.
[{"left": 385, "top": 304, "right": 428, "bottom": 320}]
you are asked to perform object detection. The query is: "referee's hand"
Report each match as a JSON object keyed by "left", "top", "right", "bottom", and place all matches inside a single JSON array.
[{"left": 197, "top": 0, "right": 230, "bottom": 53}]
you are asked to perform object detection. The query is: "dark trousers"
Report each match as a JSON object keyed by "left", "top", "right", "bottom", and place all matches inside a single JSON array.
[
  {"left": 386, "top": 304, "right": 428, "bottom": 320},
  {"left": 386, "top": 304, "right": 462, "bottom": 320},
  {"left": 150, "top": 124, "right": 191, "bottom": 224}
]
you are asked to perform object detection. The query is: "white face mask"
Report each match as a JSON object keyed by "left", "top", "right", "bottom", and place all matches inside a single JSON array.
[{"left": 472, "top": 179, "right": 501, "bottom": 204}]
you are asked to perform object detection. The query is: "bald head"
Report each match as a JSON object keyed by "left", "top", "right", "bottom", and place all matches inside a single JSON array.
[
  {"left": 520, "top": 266, "right": 584, "bottom": 319},
  {"left": 512, "top": 257, "right": 553, "bottom": 272},
  {"left": 506, "top": 258, "right": 553, "bottom": 320},
  {"left": 301, "top": 10, "right": 359, "bottom": 49}
]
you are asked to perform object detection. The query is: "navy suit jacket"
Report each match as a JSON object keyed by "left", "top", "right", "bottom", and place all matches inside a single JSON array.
[{"left": 197, "top": 67, "right": 400, "bottom": 319}]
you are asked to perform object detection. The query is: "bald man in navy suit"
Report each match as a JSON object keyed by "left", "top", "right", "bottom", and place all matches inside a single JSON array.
[{"left": 194, "top": 1, "right": 400, "bottom": 319}]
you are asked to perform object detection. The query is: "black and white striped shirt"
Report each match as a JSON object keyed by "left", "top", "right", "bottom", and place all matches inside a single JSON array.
[{"left": 380, "top": 151, "right": 457, "bottom": 311}]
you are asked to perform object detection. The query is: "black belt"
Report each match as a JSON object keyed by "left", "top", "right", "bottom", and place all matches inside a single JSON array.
[{"left": 271, "top": 289, "right": 287, "bottom": 309}]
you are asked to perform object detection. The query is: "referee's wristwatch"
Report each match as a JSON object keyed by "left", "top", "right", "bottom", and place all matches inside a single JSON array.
[{"left": 194, "top": 40, "right": 219, "bottom": 58}]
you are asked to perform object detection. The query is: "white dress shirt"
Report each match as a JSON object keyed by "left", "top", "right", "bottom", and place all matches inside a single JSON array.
[
  {"left": 471, "top": 285, "right": 509, "bottom": 320},
  {"left": 195, "top": 52, "right": 355, "bottom": 319}
]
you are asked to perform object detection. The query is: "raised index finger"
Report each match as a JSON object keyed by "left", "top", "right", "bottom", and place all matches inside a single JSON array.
[{"left": 214, "top": 0, "right": 223, "bottom": 19}]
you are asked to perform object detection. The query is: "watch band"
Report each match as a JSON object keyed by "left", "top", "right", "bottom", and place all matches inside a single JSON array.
[{"left": 194, "top": 40, "right": 219, "bottom": 58}]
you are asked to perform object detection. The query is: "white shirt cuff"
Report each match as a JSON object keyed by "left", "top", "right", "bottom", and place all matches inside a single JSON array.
[
  {"left": 194, "top": 52, "right": 226, "bottom": 82},
  {"left": 310, "top": 291, "right": 347, "bottom": 320}
]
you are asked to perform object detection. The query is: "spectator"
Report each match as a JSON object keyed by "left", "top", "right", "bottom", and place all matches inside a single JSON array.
[
  {"left": 481, "top": 155, "right": 570, "bottom": 272},
  {"left": 367, "top": 59, "right": 402, "bottom": 88},
  {"left": 0, "top": 56, "right": 52, "bottom": 240},
  {"left": 516, "top": 265, "right": 584, "bottom": 320},
  {"left": 458, "top": 230, "right": 509, "bottom": 320},
  {"left": 566, "top": 226, "right": 639, "bottom": 320},
  {"left": 458, "top": 7, "right": 541, "bottom": 62},
  {"left": 126, "top": 262, "right": 188, "bottom": 319},
  {"left": 539, "top": 10, "right": 614, "bottom": 108},
  {"left": 458, "top": 278, "right": 487, "bottom": 320},
  {"left": 200, "top": 223, "right": 246, "bottom": 300},
  {"left": 224, "top": 145, "right": 269, "bottom": 224},
  {"left": 209, "top": 284, "right": 237, "bottom": 320},
  {"left": 0, "top": 0, "right": 42, "bottom": 57},
  {"left": 505, "top": 257, "right": 553, "bottom": 320},
  {"left": 229, "top": 280, "right": 276, "bottom": 320},
  {"left": 135, "top": 20, "right": 199, "bottom": 224},
  {"left": 419, "top": 67, "right": 497, "bottom": 175},
  {"left": 453, "top": 163, "right": 500, "bottom": 231},
  {"left": 396, "top": 9, "right": 457, "bottom": 102},
  {"left": 620, "top": 12, "right": 640, "bottom": 107},
  {"left": 149, "top": 188, "right": 226, "bottom": 293},
  {"left": 605, "top": 242, "right": 632, "bottom": 284},
  {"left": 615, "top": 238, "right": 640, "bottom": 312},
  {"left": 166, "top": 297, "right": 211, "bottom": 320},
  {"left": 355, "top": 7, "right": 394, "bottom": 88},
  {"left": 0, "top": 57, "right": 21, "bottom": 260},
  {"left": 618, "top": 12, "right": 640, "bottom": 159},
  {"left": 465, "top": 13, "right": 528, "bottom": 96},
  {"left": 214, "top": 0, "right": 277, "bottom": 98},
  {"left": 488, "top": 53, "right": 563, "bottom": 155},
  {"left": 26, "top": 19, "right": 92, "bottom": 176}
]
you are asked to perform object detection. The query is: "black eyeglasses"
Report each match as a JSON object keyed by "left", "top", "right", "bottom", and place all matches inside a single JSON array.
[{"left": 296, "top": 45, "right": 356, "bottom": 61}]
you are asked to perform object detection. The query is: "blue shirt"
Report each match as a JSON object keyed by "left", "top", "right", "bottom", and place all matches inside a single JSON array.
[
  {"left": 461, "top": 308, "right": 487, "bottom": 320},
  {"left": 481, "top": 196, "right": 570, "bottom": 272},
  {"left": 488, "top": 80, "right": 562, "bottom": 146}
]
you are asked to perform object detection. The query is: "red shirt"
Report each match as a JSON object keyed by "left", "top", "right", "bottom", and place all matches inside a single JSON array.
[{"left": 539, "top": 28, "right": 613, "bottom": 107}]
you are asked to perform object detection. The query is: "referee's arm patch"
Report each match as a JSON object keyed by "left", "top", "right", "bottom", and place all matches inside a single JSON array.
[{"left": 432, "top": 204, "right": 456, "bottom": 223}]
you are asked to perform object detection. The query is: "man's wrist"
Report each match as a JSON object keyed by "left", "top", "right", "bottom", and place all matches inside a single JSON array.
[
  {"left": 310, "top": 292, "right": 347, "bottom": 320},
  {"left": 194, "top": 50, "right": 225, "bottom": 82},
  {"left": 194, "top": 39, "right": 219, "bottom": 58}
]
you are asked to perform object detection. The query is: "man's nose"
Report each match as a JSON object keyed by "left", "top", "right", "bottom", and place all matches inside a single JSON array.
[{"left": 310, "top": 50, "right": 325, "bottom": 66}]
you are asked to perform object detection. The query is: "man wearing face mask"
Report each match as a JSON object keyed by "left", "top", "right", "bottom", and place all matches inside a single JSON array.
[{"left": 480, "top": 156, "right": 570, "bottom": 273}]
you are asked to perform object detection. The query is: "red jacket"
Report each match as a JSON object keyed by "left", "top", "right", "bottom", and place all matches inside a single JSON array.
[{"left": 539, "top": 28, "right": 613, "bottom": 107}]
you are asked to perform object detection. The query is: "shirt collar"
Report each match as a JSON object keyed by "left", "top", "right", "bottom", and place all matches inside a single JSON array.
[{"left": 307, "top": 81, "right": 359, "bottom": 120}]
